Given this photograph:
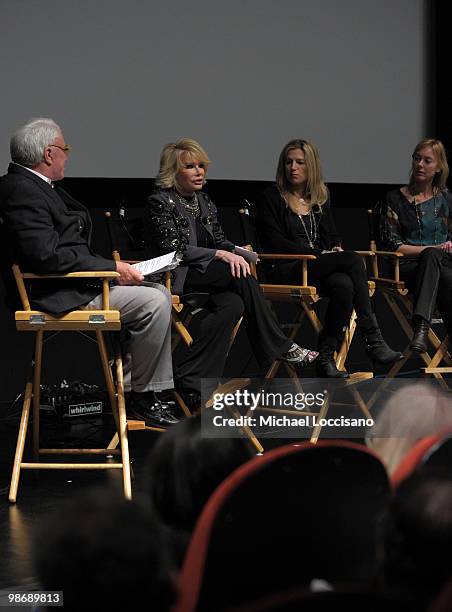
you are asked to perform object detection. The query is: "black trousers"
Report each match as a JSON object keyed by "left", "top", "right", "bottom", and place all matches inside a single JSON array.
[
  {"left": 176, "top": 261, "right": 292, "bottom": 392},
  {"left": 269, "top": 251, "right": 374, "bottom": 342},
  {"left": 399, "top": 247, "right": 452, "bottom": 331}
]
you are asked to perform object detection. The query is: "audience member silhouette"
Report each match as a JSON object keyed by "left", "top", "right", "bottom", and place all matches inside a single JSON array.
[
  {"left": 33, "top": 488, "right": 176, "bottom": 612},
  {"left": 146, "top": 412, "right": 256, "bottom": 565},
  {"left": 384, "top": 469, "right": 452, "bottom": 610}
]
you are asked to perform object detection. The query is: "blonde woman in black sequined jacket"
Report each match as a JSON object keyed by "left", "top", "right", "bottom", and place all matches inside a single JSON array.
[{"left": 144, "top": 138, "right": 318, "bottom": 404}]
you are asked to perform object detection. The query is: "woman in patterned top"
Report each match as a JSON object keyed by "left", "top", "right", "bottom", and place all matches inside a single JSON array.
[{"left": 380, "top": 138, "right": 452, "bottom": 352}]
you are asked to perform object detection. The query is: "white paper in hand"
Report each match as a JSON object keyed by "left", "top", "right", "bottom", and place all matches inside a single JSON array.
[{"left": 131, "top": 251, "right": 181, "bottom": 276}]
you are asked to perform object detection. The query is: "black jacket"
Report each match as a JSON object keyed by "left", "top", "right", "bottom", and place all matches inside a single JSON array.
[
  {"left": 0, "top": 163, "right": 115, "bottom": 313},
  {"left": 144, "top": 188, "right": 234, "bottom": 294},
  {"left": 257, "top": 185, "right": 341, "bottom": 255}
]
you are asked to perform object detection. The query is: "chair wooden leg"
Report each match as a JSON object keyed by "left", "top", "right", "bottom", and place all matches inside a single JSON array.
[
  {"left": 9, "top": 379, "right": 33, "bottom": 503},
  {"left": 336, "top": 311, "right": 357, "bottom": 372},
  {"left": 310, "top": 392, "right": 330, "bottom": 444},
  {"left": 115, "top": 352, "right": 132, "bottom": 499},
  {"left": 32, "top": 331, "right": 43, "bottom": 462},
  {"left": 229, "top": 316, "right": 243, "bottom": 350},
  {"left": 171, "top": 309, "right": 193, "bottom": 349},
  {"left": 230, "top": 408, "right": 264, "bottom": 453},
  {"left": 96, "top": 330, "right": 119, "bottom": 428}
]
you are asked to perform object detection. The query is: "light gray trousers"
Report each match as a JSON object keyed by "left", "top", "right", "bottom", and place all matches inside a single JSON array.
[{"left": 86, "top": 282, "right": 173, "bottom": 393}]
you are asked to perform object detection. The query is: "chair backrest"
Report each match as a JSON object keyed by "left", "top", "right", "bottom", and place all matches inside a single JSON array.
[
  {"left": 175, "top": 440, "right": 391, "bottom": 612},
  {"left": 105, "top": 207, "right": 147, "bottom": 261},
  {"left": 0, "top": 213, "right": 22, "bottom": 311},
  {"left": 238, "top": 200, "right": 262, "bottom": 252},
  {"left": 367, "top": 201, "right": 387, "bottom": 252}
]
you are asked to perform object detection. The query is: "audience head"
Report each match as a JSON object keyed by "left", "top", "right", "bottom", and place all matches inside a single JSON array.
[
  {"left": 276, "top": 138, "right": 328, "bottom": 206},
  {"left": 409, "top": 138, "right": 449, "bottom": 192},
  {"left": 367, "top": 382, "right": 452, "bottom": 475},
  {"left": 10, "top": 117, "right": 70, "bottom": 181},
  {"left": 146, "top": 412, "right": 255, "bottom": 534},
  {"left": 155, "top": 138, "right": 210, "bottom": 192},
  {"left": 384, "top": 469, "right": 452, "bottom": 605},
  {"left": 33, "top": 487, "right": 176, "bottom": 612}
]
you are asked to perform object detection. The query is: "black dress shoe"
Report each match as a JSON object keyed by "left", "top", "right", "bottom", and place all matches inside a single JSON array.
[
  {"left": 410, "top": 319, "right": 430, "bottom": 353},
  {"left": 279, "top": 343, "right": 319, "bottom": 368},
  {"left": 126, "top": 391, "right": 180, "bottom": 427}
]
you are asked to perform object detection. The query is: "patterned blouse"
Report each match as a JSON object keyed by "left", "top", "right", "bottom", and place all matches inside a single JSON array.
[{"left": 380, "top": 188, "right": 452, "bottom": 251}]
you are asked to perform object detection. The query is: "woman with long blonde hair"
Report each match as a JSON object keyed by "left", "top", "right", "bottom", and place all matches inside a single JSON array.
[
  {"left": 380, "top": 138, "right": 452, "bottom": 352},
  {"left": 258, "top": 138, "right": 402, "bottom": 377}
]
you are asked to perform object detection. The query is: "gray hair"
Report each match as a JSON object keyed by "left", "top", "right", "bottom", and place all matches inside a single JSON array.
[{"left": 10, "top": 118, "right": 62, "bottom": 166}]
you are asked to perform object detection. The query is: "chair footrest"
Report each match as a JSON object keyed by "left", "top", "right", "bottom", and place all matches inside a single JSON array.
[
  {"left": 344, "top": 372, "right": 373, "bottom": 385},
  {"left": 15, "top": 309, "right": 121, "bottom": 331},
  {"left": 21, "top": 462, "right": 123, "bottom": 469},
  {"left": 127, "top": 419, "right": 147, "bottom": 430}
]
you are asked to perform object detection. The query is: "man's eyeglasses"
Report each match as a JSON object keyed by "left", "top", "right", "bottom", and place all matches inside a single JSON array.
[{"left": 48, "top": 143, "right": 72, "bottom": 154}]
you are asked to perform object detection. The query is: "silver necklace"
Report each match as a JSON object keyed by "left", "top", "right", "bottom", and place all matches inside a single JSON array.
[
  {"left": 412, "top": 194, "right": 438, "bottom": 245},
  {"left": 176, "top": 192, "right": 200, "bottom": 216},
  {"left": 298, "top": 210, "right": 318, "bottom": 249}
]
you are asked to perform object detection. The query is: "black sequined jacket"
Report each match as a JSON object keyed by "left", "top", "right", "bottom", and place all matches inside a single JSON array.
[{"left": 144, "top": 188, "right": 235, "bottom": 294}]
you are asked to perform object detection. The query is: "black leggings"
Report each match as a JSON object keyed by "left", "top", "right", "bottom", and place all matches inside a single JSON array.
[
  {"left": 269, "top": 251, "right": 373, "bottom": 341},
  {"left": 399, "top": 247, "right": 452, "bottom": 331},
  {"left": 176, "top": 261, "right": 292, "bottom": 392}
]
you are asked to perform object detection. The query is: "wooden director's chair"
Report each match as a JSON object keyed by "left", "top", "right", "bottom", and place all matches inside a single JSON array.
[
  {"left": 367, "top": 207, "right": 452, "bottom": 395},
  {"left": 105, "top": 210, "right": 263, "bottom": 451},
  {"left": 238, "top": 204, "right": 375, "bottom": 443},
  {"left": 8, "top": 263, "right": 139, "bottom": 503}
]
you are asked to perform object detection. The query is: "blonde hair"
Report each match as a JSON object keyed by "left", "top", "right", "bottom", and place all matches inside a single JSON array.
[
  {"left": 155, "top": 138, "right": 211, "bottom": 190},
  {"left": 409, "top": 138, "right": 449, "bottom": 193},
  {"left": 276, "top": 139, "right": 328, "bottom": 212}
]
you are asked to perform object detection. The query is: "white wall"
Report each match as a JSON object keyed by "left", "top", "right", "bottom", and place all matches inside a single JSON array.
[{"left": 0, "top": 0, "right": 426, "bottom": 182}]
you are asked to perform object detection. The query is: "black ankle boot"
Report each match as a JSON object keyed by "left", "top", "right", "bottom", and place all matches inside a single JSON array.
[
  {"left": 359, "top": 315, "right": 403, "bottom": 365},
  {"left": 410, "top": 317, "right": 430, "bottom": 353},
  {"left": 315, "top": 337, "right": 349, "bottom": 379}
]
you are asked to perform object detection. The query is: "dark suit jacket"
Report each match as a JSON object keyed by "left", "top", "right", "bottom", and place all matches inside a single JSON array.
[
  {"left": 257, "top": 185, "right": 342, "bottom": 255},
  {"left": 0, "top": 163, "right": 115, "bottom": 314},
  {"left": 144, "top": 188, "right": 235, "bottom": 294}
]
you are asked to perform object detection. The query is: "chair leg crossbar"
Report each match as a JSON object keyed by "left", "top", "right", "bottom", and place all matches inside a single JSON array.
[{"left": 9, "top": 330, "right": 132, "bottom": 503}]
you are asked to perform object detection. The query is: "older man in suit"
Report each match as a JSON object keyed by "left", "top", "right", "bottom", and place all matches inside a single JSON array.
[{"left": 0, "top": 118, "right": 177, "bottom": 427}]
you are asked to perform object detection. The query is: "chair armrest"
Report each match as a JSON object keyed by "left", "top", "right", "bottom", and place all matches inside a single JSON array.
[
  {"left": 256, "top": 253, "right": 316, "bottom": 286},
  {"left": 257, "top": 253, "right": 317, "bottom": 260},
  {"left": 354, "top": 250, "right": 375, "bottom": 257},
  {"left": 22, "top": 271, "right": 120, "bottom": 279},
  {"left": 13, "top": 266, "right": 119, "bottom": 311},
  {"left": 373, "top": 251, "right": 404, "bottom": 258}
]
